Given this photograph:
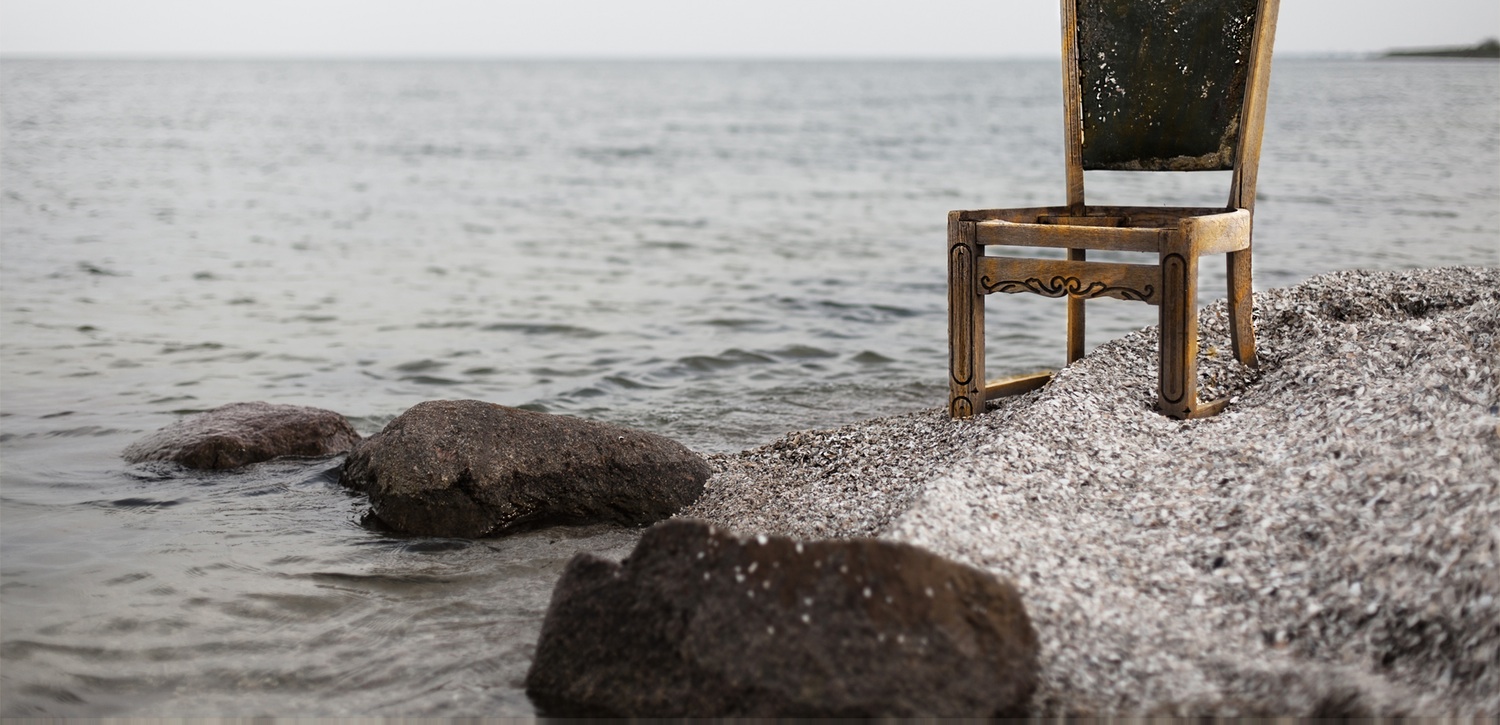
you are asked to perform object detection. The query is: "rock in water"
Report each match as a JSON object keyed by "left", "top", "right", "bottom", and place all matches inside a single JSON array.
[
  {"left": 339, "top": 399, "right": 710, "bottom": 537},
  {"left": 525, "top": 519, "right": 1039, "bottom": 717},
  {"left": 123, "top": 401, "right": 361, "bottom": 470}
]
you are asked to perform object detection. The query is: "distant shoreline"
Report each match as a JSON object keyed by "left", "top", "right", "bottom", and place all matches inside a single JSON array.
[{"left": 1382, "top": 38, "right": 1499, "bottom": 59}]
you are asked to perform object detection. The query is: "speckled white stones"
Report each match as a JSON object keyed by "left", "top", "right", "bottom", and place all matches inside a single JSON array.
[{"left": 684, "top": 266, "right": 1500, "bottom": 715}]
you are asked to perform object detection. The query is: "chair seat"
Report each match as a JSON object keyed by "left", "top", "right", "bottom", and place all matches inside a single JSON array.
[{"left": 966, "top": 206, "right": 1252, "bottom": 255}]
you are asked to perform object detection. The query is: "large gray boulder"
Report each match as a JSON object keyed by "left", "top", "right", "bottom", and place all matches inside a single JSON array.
[
  {"left": 123, "top": 401, "right": 360, "bottom": 470},
  {"left": 339, "top": 400, "right": 710, "bottom": 537},
  {"left": 525, "top": 519, "right": 1040, "bottom": 717}
]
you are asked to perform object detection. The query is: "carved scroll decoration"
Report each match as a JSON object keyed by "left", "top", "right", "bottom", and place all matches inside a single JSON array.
[
  {"left": 949, "top": 395, "right": 974, "bottom": 419},
  {"left": 981, "top": 274, "right": 1155, "bottom": 303}
]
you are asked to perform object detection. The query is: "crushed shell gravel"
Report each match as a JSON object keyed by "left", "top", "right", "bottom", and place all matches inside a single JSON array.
[{"left": 680, "top": 266, "right": 1500, "bottom": 715}]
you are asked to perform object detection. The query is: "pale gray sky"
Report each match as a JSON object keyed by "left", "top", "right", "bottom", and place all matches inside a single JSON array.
[{"left": 2, "top": 0, "right": 1498, "bottom": 58}]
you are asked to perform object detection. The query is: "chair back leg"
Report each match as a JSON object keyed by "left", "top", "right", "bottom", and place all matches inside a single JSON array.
[
  {"left": 1066, "top": 248, "right": 1087, "bottom": 362},
  {"left": 1226, "top": 247, "right": 1259, "bottom": 366}
]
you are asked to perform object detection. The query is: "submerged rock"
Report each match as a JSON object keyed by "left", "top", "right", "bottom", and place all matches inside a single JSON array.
[
  {"left": 525, "top": 519, "right": 1039, "bottom": 717},
  {"left": 339, "top": 399, "right": 710, "bottom": 537},
  {"left": 123, "top": 401, "right": 361, "bottom": 470}
]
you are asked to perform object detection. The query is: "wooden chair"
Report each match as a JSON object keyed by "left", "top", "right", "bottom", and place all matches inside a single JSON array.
[{"left": 947, "top": 0, "right": 1279, "bottom": 419}]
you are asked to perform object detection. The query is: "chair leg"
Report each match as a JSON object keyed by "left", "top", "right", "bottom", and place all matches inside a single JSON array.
[
  {"left": 1227, "top": 248, "right": 1259, "bottom": 367},
  {"left": 1067, "top": 248, "right": 1086, "bottom": 363},
  {"left": 1158, "top": 248, "right": 1200, "bottom": 419},
  {"left": 948, "top": 217, "right": 985, "bottom": 418}
]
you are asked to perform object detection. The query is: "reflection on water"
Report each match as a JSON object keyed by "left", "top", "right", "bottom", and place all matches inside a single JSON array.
[{"left": 1, "top": 58, "right": 1496, "bottom": 715}]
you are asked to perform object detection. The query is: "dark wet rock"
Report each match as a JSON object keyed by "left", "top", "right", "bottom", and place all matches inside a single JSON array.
[
  {"left": 339, "top": 400, "right": 710, "bottom": 537},
  {"left": 123, "top": 401, "right": 360, "bottom": 470},
  {"left": 525, "top": 519, "right": 1039, "bottom": 717}
]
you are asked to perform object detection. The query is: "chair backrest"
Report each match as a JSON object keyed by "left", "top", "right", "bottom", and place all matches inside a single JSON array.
[{"left": 1061, "top": 0, "right": 1279, "bottom": 211}]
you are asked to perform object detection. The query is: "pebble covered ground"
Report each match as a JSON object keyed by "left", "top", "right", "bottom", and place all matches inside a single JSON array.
[{"left": 681, "top": 266, "right": 1500, "bottom": 715}]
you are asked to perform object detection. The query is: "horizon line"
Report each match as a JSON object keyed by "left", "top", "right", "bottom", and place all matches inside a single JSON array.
[{"left": 0, "top": 50, "right": 1390, "bottom": 63}]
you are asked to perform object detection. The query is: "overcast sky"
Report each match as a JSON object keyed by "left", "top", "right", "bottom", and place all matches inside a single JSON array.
[{"left": 3, "top": 0, "right": 1498, "bottom": 59}]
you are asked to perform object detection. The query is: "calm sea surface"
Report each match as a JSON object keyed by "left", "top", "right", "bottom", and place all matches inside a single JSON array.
[{"left": 2, "top": 58, "right": 1497, "bottom": 716}]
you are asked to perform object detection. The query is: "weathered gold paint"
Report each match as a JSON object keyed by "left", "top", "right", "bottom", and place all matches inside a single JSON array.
[{"left": 946, "top": 0, "right": 1278, "bottom": 420}]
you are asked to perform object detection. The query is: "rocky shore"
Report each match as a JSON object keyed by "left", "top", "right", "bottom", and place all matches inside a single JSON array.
[{"left": 682, "top": 266, "right": 1500, "bottom": 715}]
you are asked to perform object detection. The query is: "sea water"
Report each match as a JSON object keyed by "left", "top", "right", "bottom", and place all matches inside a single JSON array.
[{"left": 1, "top": 58, "right": 1496, "bottom": 716}]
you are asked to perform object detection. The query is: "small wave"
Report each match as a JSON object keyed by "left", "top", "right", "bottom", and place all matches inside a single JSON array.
[
  {"left": 677, "top": 348, "right": 777, "bottom": 372},
  {"left": 602, "top": 374, "right": 666, "bottom": 391},
  {"left": 817, "top": 300, "right": 923, "bottom": 321},
  {"left": 0, "top": 639, "right": 111, "bottom": 662},
  {"left": 1279, "top": 194, "right": 1339, "bottom": 206},
  {"left": 148, "top": 395, "right": 197, "bottom": 405},
  {"left": 99, "top": 497, "right": 183, "bottom": 510},
  {"left": 527, "top": 365, "right": 594, "bottom": 379},
  {"left": 851, "top": 350, "right": 896, "bottom": 365},
  {"left": 393, "top": 359, "right": 446, "bottom": 373},
  {"left": 699, "top": 317, "right": 769, "bottom": 329},
  {"left": 405, "top": 142, "right": 463, "bottom": 156},
  {"left": 300, "top": 570, "right": 459, "bottom": 593},
  {"left": 45, "top": 425, "right": 122, "bottom": 438},
  {"left": 104, "top": 572, "right": 152, "bottom": 585},
  {"left": 194, "top": 351, "right": 262, "bottom": 363},
  {"left": 220, "top": 591, "right": 351, "bottom": 621},
  {"left": 267, "top": 555, "right": 315, "bottom": 566},
  {"left": 481, "top": 322, "right": 604, "bottom": 338},
  {"left": 578, "top": 145, "right": 655, "bottom": 161},
  {"left": 77, "top": 261, "right": 121, "bottom": 276},
  {"left": 347, "top": 414, "right": 396, "bottom": 433},
  {"left": 646, "top": 217, "right": 707, "bottom": 229},
  {"left": 769, "top": 344, "right": 837, "bottom": 360},
  {"left": 18, "top": 682, "right": 88, "bottom": 706},
  {"left": 160, "top": 342, "right": 224, "bottom": 354},
  {"left": 402, "top": 375, "right": 462, "bottom": 386},
  {"left": 1391, "top": 208, "right": 1460, "bottom": 218},
  {"left": 400, "top": 539, "right": 470, "bottom": 554}
]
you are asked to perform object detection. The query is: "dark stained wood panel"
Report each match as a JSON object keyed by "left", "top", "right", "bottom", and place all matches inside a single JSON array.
[{"left": 1076, "top": 0, "right": 1259, "bottom": 171}]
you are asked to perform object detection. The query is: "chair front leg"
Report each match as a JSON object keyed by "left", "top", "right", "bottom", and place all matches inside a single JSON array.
[
  {"left": 1158, "top": 242, "right": 1200, "bottom": 419},
  {"left": 948, "top": 216, "right": 985, "bottom": 418}
]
